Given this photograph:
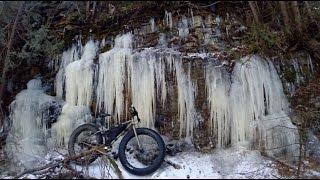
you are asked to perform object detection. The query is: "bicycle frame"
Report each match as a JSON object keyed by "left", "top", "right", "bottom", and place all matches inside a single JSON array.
[{"left": 100, "top": 115, "right": 142, "bottom": 151}]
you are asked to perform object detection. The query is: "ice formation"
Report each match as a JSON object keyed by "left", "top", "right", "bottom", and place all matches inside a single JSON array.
[
  {"left": 50, "top": 104, "right": 92, "bottom": 147},
  {"left": 164, "top": 11, "right": 173, "bottom": 29},
  {"left": 5, "top": 79, "right": 55, "bottom": 166},
  {"left": 178, "top": 15, "right": 189, "bottom": 38},
  {"left": 150, "top": 18, "right": 156, "bottom": 33},
  {"left": 64, "top": 40, "right": 98, "bottom": 107},
  {"left": 96, "top": 33, "right": 133, "bottom": 123},
  {"left": 175, "top": 61, "right": 196, "bottom": 138},
  {"left": 205, "top": 55, "right": 299, "bottom": 156},
  {"left": 55, "top": 45, "right": 81, "bottom": 99},
  {"left": 205, "top": 64, "right": 232, "bottom": 147},
  {"left": 6, "top": 11, "right": 303, "bottom": 168}
]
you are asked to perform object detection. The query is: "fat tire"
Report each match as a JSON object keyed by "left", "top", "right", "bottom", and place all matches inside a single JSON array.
[
  {"left": 118, "top": 128, "right": 165, "bottom": 175},
  {"left": 68, "top": 123, "right": 103, "bottom": 165}
]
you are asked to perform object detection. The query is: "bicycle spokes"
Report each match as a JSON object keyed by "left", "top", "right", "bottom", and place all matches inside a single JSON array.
[{"left": 124, "top": 134, "right": 160, "bottom": 168}]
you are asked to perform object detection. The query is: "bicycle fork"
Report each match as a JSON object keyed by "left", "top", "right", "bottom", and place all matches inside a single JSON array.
[{"left": 132, "top": 124, "right": 143, "bottom": 151}]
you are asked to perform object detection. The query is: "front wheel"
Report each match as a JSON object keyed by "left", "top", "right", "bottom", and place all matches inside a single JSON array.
[
  {"left": 68, "top": 124, "right": 103, "bottom": 166},
  {"left": 118, "top": 128, "right": 165, "bottom": 176}
]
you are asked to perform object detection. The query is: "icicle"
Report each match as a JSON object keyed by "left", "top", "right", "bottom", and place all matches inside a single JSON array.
[
  {"left": 155, "top": 54, "right": 167, "bottom": 106},
  {"left": 175, "top": 61, "right": 196, "bottom": 138},
  {"left": 158, "top": 33, "right": 167, "bottom": 47},
  {"left": 205, "top": 64, "right": 231, "bottom": 147},
  {"left": 164, "top": 11, "right": 173, "bottom": 29},
  {"left": 150, "top": 18, "right": 156, "bottom": 33},
  {"left": 205, "top": 55, "right": 298, "bottom": 157},
  {"left": 101, "top": 37, "right": 106, "bottom": 48},
  {"left": 130, "top": 50, "right": 156, "bottom": 128},
  {"left": 50, "top": 103, "right": 92, "bottom": 147},
  {"left": 230, "top": 56, "right": 298, "bottom": 156},
  {"left": 64, "top": 40, "right": 98, "bottom": 106},
  {"left": 178, "top": 15, "right": 189, "bottom": 38},
  {"left": 292, "top": 57, "right": 304, "bottom": 85},
  {"left": 55, "top": 45, "right": 81, "bottom": 99},
  {"left": 307, "top": 54, "right": 314, "bottom": 74},
  {"left": 96, "top": 33, "right": 133, "bottom": 123},
  {"left": 214, "top": 16, "right": 222, "bottom": 38},
  {"left": 190, "top": 8, "right": 195, "bottom": 27}
]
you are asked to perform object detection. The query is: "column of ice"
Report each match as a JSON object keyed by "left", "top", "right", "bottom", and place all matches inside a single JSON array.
[
  {"left": 189, "top": 8, "right": 195, "bottom": 27},
  {"left": 175, "top": 61, "right": 196, "bottom": 138},
  {"left": 50, "top": 104, "right": 92, "bottom": 146},
  {"left": 307, "top": 54, "right": 314, "bottom": 74},
  {"left": 164, "top": 11, "right": 173, "bottom": 29},
  {"left": 130, "top": 50, "right": 157, "bottom": 128},
  {"left": 292, "top": 57, "right": 305, "bottom": 85},
  {"left": 55, "top": 45, "right": 81, "bottom": 98},
  {"left": 5, "top": 79, "right": 54, "bottom": 166},
  {"left": 178, "top": 15, "right": 189, "bottom": 38},
  {"left": 150, "top": 18, "right": 156, "bottom": 33},
  {"left": 155, "top": 53, "right": 168, "bottom": 106},
  {"left": 205, "top": 55, "right": 298, "bottom": 156},
  {"left": 230, "top": 55, "right": 298, "bottom": 156},
  {"left": 205, "top": 64, "right": 232, "bottom": 147},
  {"left": 64, "top": 40, "right": 98, "bottom": 106},
  {"left": 260, "top": 59, "right": 298, "bottom": 156},
  {"left": 96, "top": 33, "right": 133, "bottom": 123}
]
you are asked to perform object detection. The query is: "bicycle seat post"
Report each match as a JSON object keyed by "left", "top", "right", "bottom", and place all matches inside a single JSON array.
[{"left": 97, "top": 113, "right": 111, "bottom": 127}]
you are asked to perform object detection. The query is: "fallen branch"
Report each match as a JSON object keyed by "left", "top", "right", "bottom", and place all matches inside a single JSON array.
[
  {"left": 14, "top": 162, "right": 60, "bottom": 179},
  {"left": 263, "top": 154, "right": 298, "bottom": 171},
  {"left": 14, "top": 145, "right": 106, "bottom": 179},
  {"left": 101, "top": 155, "right": 124, "bottom": 179},
  {"left": 164, "top": 159, "right": 182, "bottom": 169}
]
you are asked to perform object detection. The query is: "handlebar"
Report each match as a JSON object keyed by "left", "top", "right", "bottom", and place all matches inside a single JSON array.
[{"left": 130, "top": 106, "right": 140, "bottom": 123}]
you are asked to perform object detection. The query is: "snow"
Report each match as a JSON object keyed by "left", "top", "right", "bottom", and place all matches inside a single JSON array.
[
  {"left": 185, "top": 53, "right": 215, "bottom": 59},
  {"left": 2, "top": 136, "right": 287, "bottom": 179},
  {"left": 70, "top": 146, "right": 282, "bottom": 179}
]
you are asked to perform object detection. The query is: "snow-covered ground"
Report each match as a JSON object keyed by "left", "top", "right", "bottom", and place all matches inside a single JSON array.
[
  {"left": 72, "top": 147, "right": 282, "bottom": 179},
  {"left": 3, "top": 145, "right": 320, "bottom": 179}
]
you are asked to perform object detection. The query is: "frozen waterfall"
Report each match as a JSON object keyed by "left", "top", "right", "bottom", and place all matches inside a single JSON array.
[
  {"left": 7, "top": 33, "right": 300, "bottom": 166},
  {"left": 5, "top": 79, "right": 56, "bottom": 166}
]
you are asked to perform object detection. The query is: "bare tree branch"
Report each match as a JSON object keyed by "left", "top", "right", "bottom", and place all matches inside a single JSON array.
[
  {"left": 291, "top": 1, "right": 302, "bottom": 33},
  {"left": 279, "top": 1, "right": 291, "bottom": 32},
  {"left": 0, "top": 1, "right": 24, "bottom": 128},
  {"left": 249, "top": 1, "right": 261, "bottom": 24}
]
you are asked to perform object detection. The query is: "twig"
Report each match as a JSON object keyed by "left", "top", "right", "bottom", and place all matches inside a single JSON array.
[
  {"left": 101, "top": 155, "right": 124, "bottom": 179},
  {"left": 193, "top": 1, "right": 221, "bottom": 8},
  {"left": 164, "top": 159, "right": 182, "bottom": 169},
  {"left": 14, "top": 145, "right": 106, "bottom": 179},
  {"left": 263, "top": 154, "right": 298, "bottom": 171},
  {"left": 14, "top": 162, "right": 60, "bottom": 179}
]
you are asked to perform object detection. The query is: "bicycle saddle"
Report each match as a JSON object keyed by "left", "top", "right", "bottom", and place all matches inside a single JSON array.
[{"left": 98, "top": 113, "right": 111, "bottom": 118}]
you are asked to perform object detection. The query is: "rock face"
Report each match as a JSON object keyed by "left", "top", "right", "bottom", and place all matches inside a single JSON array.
[
  {"left": 273, "top": 52, "right": 316, "bottom": 96},
  {"left": 6, "top": 6, "right": 317, "bottom": 167},
  {"left": 50, "top": 11, "right": 301, "bottom": 160}
]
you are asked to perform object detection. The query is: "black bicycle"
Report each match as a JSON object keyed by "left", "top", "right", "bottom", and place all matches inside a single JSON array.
[{"left": 68, "top": 106, "right": 166, "bottom": 176}]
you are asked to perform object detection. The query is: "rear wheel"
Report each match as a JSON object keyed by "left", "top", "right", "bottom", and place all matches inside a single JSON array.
[
  {"left": 68, "top": 124, "right": 103, "bottom": 165},
  {"left": 118, "top": 128, "right": 165, "bottom": 175}
]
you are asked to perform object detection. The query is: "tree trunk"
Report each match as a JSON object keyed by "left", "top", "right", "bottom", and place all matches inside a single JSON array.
[
  {"left": 291, "top": 1, "right": 302, "bottom": 33},
  {"left": 86, "top": 1, "right": 90, "bottom": 20},
  {"left": 279, "top": 1, "right": 291, "bottom": 32},
  {"left": 0, "top": 1, "right": 24, "bottom": 127},
  {"left": 304, "top": 1, "right": 314, "bottom": 22},
  {"left": 249, "top": 1, "right": 261, "bottom": 24},
  {"left": 92, "top": 1, "right": 96, "bottom": 18}
]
